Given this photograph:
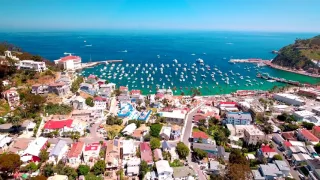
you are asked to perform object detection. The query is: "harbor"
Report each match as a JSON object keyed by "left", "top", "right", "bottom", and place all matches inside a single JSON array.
[
  {"left": 81, "top": 60, "right": 123, "bottom": 69},
  {"left": 256, "top": 73, "right": 313, "bottom": 87}
]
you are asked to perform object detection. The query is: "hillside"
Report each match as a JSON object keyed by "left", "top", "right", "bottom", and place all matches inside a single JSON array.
[{"left": 271, "top": 35, "right": 320, "bottom": 71}]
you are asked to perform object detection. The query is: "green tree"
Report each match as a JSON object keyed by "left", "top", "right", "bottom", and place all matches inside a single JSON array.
[
  {"left": 169, "top": 159, "right": 183, "bottom": 167},
  {"left": 107, "top": 130, "right": 117, "bottom": 140},
  {"left": 78, "top": 164, "right": 90, "bottom": 176},
  {"left": 262, "top": 124, "right": 274, "bottom": 134},
  {"left": 70, "top": 131, "right": 81, "bottom": 142},
  {"left": 42, "top": 163, "right": 54, "bottom": 177},
  {"left": 150, "top": 123, "right": 163, "bottom": 137},
  {"left": 314, "top": 143, "right": 320, "bottom": 153},
  {"left": 62, "top": 166, "right": 78, "bottom": 180},
  {"left": 39, "top": 149, "right": 49, "bottom": 163},
  {"left": 302, "top": 121, "right": 315, "bottom": 130},
  {"left": 30, "top": 175, "right": 47, "bottom": 180},
  {"left": 273, "top": 154, "right": 283, "bottom": 160},
  {"left": 71, "top": 76, "right": 84, "bottom": 93},
  {"left": 193, "top": 148, "right": 208, "bottom": 160},
  {"left": 85, "top": 97, "right": 94, "bottom": 107},
  {"left": 91, "top": 160, "right": 106, "bottom": 175},
  {"left": 150, "top": 138, "right": 161, "bottom": 150},
  {"left": 229, "top": 149, "right": 247, "bottom": 165},
  {"left": 0, "top": 153, "right": 22, "bottom": 174},
  {"left": 162, "top": 151, "right": 171, "bottom": 161},
  {"left": 85, "top": 173, "right": 103, "bottom": 180},
  {"left": 26, "top": 162, "right": 38, "bottom": 172},
  {"left": 139, "top": 160, "right": 150, "bottom": 179},
  {"left": 176, "top": 142, "right": 190, "bottom": 159}
]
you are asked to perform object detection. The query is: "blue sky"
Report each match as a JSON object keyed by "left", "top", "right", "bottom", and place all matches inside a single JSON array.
[{"left": 1, "top": 0, "right": 320, "bottom": 32}]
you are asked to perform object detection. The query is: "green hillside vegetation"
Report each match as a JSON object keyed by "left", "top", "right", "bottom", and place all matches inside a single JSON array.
[{"left": 272, "top": 35, "right": 320, "bottom": 71}]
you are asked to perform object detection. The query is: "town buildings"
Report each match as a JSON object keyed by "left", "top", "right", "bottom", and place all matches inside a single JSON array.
[
  {"left": 17, "top": 60, "right": 47, "bottom": 72},
  {"left": 54, "top": 55, "right": 82, "bottom": 70},
  {"left": 273, "top": 93, "right": 305, "bottom": 106},
  {"left": 225, "top": 112, "right": 252, "bottom": 125}
]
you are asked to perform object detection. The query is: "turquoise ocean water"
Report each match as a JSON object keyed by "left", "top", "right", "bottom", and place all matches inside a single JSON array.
[{"left": 0, "top": 31, "right": 319, "bottom": 95}]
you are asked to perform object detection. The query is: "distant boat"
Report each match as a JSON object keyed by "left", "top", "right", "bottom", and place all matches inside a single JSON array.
[
  {"left": 85, "top": 44, "right": 92, "bottom": 47},
  {"left": 271, "top": 50, "right": 279, "bottom": 54},
  {"left": 84, "top": 40, "right": 86, "bottom": 43}
]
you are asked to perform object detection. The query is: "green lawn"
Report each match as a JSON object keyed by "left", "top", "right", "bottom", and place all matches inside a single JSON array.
[{"left": 0, "top": 100, "right": 10, "bottom": 117}]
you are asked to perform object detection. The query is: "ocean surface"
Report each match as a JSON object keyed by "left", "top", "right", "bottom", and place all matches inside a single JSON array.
[{"left": 0, "top": 31, "right": 319, "bottom": 95}]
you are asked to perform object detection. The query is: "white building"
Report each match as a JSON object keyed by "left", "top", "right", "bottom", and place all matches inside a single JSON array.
[
  {"left": 160, "top": 126, "right": 172, "bottom": 140},
  {"left": 1, "top": 88, "right": 20, "bottom": 109},
  {"left": 273, "top": 93, "right": 305, "bottom": 106},
  {"left": 293, "top": 110, "right": 315, "bottom": 121},
  {"left": 83, "top": 143, "right": 101, "bottom": 163},
  {"left": 225, "top": 112, "right": 252, "bottom": 125},
  {"left": 4, "top": 50, "right": 19, "bottom": 60},
  {"left": 48, "top": 140, "right": 68, "bottom": 164},
  {"left": 159, "top": 110, "right": 187, "bottom": 125},
  {"left": 155, "top": 160, "right": 173, "bottom": 180},
  {"left": 122, "top": 139, "right": 136, "bottom": 159},
  {"left": 122, "top": 123, "right": 137, "bottom": 135},
  {"left": 17, "top": 60, "right": 47, "bottom": 72},
  {"left": 93, "top": 96, "right": 108, "bottom": 109},
  {"left": 243, "top": 126, "right": 266, "bottom": 145},
  {"left": 54, "top": 55, "right": 82, "bottom": 70}
]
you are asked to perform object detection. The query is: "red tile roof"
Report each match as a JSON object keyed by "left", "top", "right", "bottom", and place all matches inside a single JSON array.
[
  {"left": 192, "top": 131, "right": 209, "bottom": 139},
  {"left": 313, "top": 126, "right": 320, "bottom": 133},
  {"left": 193, "top": 115, "right": 207, "bottom": 122},
  {"left": 84, "top": 143, "right": 100, "bottom": 151},
  {"left": 260, "top": 145, "right": 276, "bottom": 153},
  {"left": 59, "top": 55, "right": 81, "bottom": 62},
  {"left": 131, "top": 90, "right": 141, "bottom": 95},
  {"left": 93, "top": 96, "right": 107, "bottom": 101},
  {"left": 119, "top": 86, "right": 128, "bottom": 92},
  {"left": 140, "top": 142, "right": 151, "bottom": 152},
  {"left": 281, "top": 132, "right": 295, "bottom": 140},
  {"left": 88, "top": 74, "right": 97, "bottom": 79},
  {"left": 43, "top": 119, "right": 73, "bottom": 129},
  {"left": 300, "top": 129, "right": 319, "bottom": 142},
  {"left": 68, "top": 142, "right": 85, "bottom": 158},
  {"left": 140, "top": 142, "right": 152, "bottom": 163},
  {"left": 283, "top": 141, "right": 292, "bottom": 147}
]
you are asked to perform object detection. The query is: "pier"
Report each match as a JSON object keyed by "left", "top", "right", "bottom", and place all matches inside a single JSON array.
[
  {"left": 229, "top": 58, "right": 270, "bottom": 64},
  {"left": 81, "top": 60, "right": 123, "bottom": 69},
  {"left": 256, "top": 73, "right": 312, "bottom": 87}
]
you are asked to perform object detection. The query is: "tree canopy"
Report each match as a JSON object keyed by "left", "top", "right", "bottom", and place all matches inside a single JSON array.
[
  {"left": 150, "top": 123, "right": 163, "bottom": 137},
  {"left": 91, "top": 160, "right": 106, "bottom": 175},
  {"left": 78, "top": 164, "right": 90, "bottom": 176},
  {"left": 0, "top": 153, "right": 22, "bottom": 174},
  {"left": 193, "top": 148, "right": 208, "bottom": 160},
  {"left": 176, "top": 142, "right": 190, "bottom": 159},
  {"left": 150, "top": 137, "right": 161, "bottom": 150}
]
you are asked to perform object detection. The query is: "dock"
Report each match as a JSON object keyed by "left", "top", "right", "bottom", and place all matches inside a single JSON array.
[
  {"left": 81, "top": 60, "right": 123, "bottom": 69},
  {"left": 229, "top": 59, "right": 270, "bottom": 64},
  {"left": 256, "top": 73, "right": 312, "bottom": 87}
]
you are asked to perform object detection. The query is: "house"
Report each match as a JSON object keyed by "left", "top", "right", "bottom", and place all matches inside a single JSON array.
[
  {"left": 0, "top": 134, "right": 12, "bottom": 153},
  {"left": 122, "top": 123, "right": 137, "bottom": 136},
  {"left": 105, "top": 139, "right": 121, "bottom": 169},
  {"left": 258, "top": 163, "right": 284, "bottom": 180},
  {"left": 71, "top": 96, "right": 87, "bottom": 110},
  {"left": 126, "top": 158, "right": 140, "bottom": 176},
  {"left": 67, "top": 142, "right": 85, "bottom": 165},
  {"left": 31, "top": 84, "right": 49, "bottom": 94},
  {"left": 120, "top": 86, "right": 129, "bottom": 95},
  {"left": 155, "top": 160, "right": 173, "bottom": 180},
  {"left": 21, "top": 137, "right": 48, "bottom": 162},
  {"left": 225, "top": 112, "right": 252, "bottom": 125},
  {"left": 281, "top": 132, "right": 296, "bottom": 141},
  {"left": 252, "top": 170, "right": 265, "bottom": 180},
  {"left": 8, "top": 138, "right": 32, "bottom": 154},
  {"left": 131, "top": 124, "right": 149, "bottom": 141},
  {"left": 273, "top": 93, "right": 305, "bottom": 106},
  {"left": 297, "top": 129, "right": 319, "bottom": 144},
  {"left": 93, "top": 96, "right": 108, "bottom": 110},
  {"left": 153, "top": 149, "right": 163, "bottom": 161},
  {"left": 158, "top": 110, "right": 187, "bottom": 125},
  {"left": 130, "top": 89, "right": 142, "bottom": 101},
  {"left": 83, "top": 142, "right": 101, "bottom": 163},
  {"left": 17, "top": 60, "right": 47, "bottom": 72},
  {"left": 54, "top": 55, "right": 82, "bottom": 70},
  {"left": 293, "top": 110, "right": 315, "bottom": 121},
  {"left": 140, "top": 142, "right": 153, "bottom": 165},
  {"left": 162, "top": 141, "right": 174, "bottom": 151},
  {"left": 43, "top": 119, "right": 86, "bottom": 136},
  {"left": 243, "top": 126, "right": 265, "bottom": 145},
  {"left": 172, "top": 166, "right": 195, "bottom": 180},
  {"left": 274, "top": 160, "right": 290, "bottom": 177},
  {"left": 312, "top": 126, "right": 320, "bottom": 139},
  {"left": 208, "top": 161, "right": 225, "bottom": 175},
  {"left": 287, "top": 146, "right": 308, "bottom": 157},
  {"left": 192, "top": 143, "right": 217, "bottom": 154},
  {"left": 122, "top": 139, "right": 136, "bottom": 159},
  {"left": 171, "top": 125, "right": 181, "bottom": 140},
  {"left": 272, "top": 134, "right": 285, "bottom": 145},
  {"left": 48, "top": 82, "right": 70, "bottom": 96},
  {"left": 48, "top": 140, "right": 68, "bottom": 164},
  {"left": 160, "top": 126, "right": 171, "bottom": 140},
  {"left": 48, "top": 175, "right": 68, "bottom": 180},
  {"left": 256, "top": 145, "right": 278, "bottom": 160},
  {"left": 80, "top": 82, "right": 99, "bottom": 95},
  {"left": 292, "top": 153, "right": 312, "bottom": 165},
  {"left": 192, "top": 131, "right": 209, "bottom": 143},
  {"left": 98, "top": 83, "right": 116, "bottom": 98},
  {"left": 2, "top": 88, "right": 20, "bottom": 109}
]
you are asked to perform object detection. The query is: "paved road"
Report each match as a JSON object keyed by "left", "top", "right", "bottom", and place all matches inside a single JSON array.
[
  {"left": 181, "top": 103, "right": 207, "bottom": 180},
  {"left": 271, "top": 141, "right": 300, "bottom": 180}
]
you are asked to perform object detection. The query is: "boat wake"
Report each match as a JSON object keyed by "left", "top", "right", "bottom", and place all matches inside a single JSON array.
[{"left": 226, "top": 42, "right": 234, "bottom": 45}]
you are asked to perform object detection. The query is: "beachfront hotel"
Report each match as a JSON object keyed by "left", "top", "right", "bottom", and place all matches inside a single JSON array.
[{"left": 54, "top": 55, "right": 82, "bottom": 70}]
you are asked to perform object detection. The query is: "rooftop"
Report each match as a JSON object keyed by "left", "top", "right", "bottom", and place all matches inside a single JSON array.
[
  {"left": 43, "top": 119, "right": 73, "bottom": 129},
  {"left": 299, "top": 129, "right": 319, "bottom": 142},
  {"left": 67, "top": 142, "right": 85, "bottom": 158},
  {"left": 173, "top": 166, "right": 195, "bottom": 178},
  {"left": 192, "top": 131, "right": 209, "bottom": 139},
  {"left": 159, "top": 110, "right": 186, "bottom": 119},
  {"left": 275, "top": 93, "right": 304, "bottom": 102}
]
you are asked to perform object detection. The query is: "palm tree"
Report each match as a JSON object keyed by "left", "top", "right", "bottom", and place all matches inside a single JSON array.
[
  {"left": 70, "top": 131, "right": 80, "bottom": 142},
  {"left": 107, "top": 130, "right": 117, "bottom": 140}
]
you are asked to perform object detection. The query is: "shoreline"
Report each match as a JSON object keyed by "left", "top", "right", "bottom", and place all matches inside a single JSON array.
[{"left": 264, "top": 61, "right": 320, "bottom": 78}]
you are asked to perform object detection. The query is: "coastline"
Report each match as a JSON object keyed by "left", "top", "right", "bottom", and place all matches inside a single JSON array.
[{"left": 264, "top": 61, "right": 320, "bottom": 78}]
